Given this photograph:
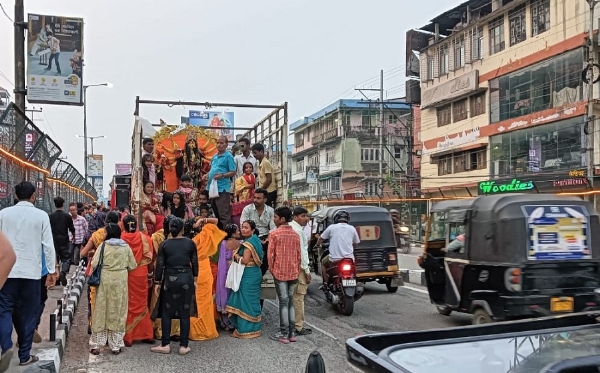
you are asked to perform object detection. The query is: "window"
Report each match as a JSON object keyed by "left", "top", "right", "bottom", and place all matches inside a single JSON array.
[
  {"left": 437, "top": 105, "right": 452, "bottom": 127},
  {"left": 306, "top": 128, "right": 311, "bottom": 142},
  {"left": 454, "top": 37, "right": 465, "bottom": 69},
  {"left": 331, "top": 177, "right": 341, "bottom": 192},
  {"left": 471, "top": 27, "right": 484, "bottom": 61},
  {"left": 531, "top": 0, "right": 550, "bottom": 36},
  {"left": 342, "top": 113, "right": 351, "bottom": 127},
  {"left": 489, "top": 117, "right": 582, "bottom": 178},
  {"left": 439, "top": 45, "right": 449, "bottom": 75},
  {"left": 489, "top": 16, "right": 505, "bottom": 55},
  {"left": 436, "top": 148, "right": 486, "bottom": 176},
  {"left": 388, "top": 114, "right": 397, "bottom": 124},
  {"left": 509, "top": 4, "right": 526, "bottom": 46},
  {"left": 308, "top": 153, "right": 318, "bottom": 167},
  {"left": 394, "top": 146, "right": 402, "bottom": 159},
  {"left": 362, "top": 110, "right": 376, "bottom": 127},
  {"left": 361, "top": 148, "right": 381, "bottom": 161},
  {"left": 470, "top": 92, "right": 486, "bottom": 117},
  {"left": 490, "top": 48, "right": 584, "bottom": 123},
  {"left": 427, "top": 57, "right": 435, "bottom": 80},
  {"left": 365, "top": 181, "right": 379, "bottom": 195},
  {"left": 453, "top": 99, "right": 468, "bottom": 122},
  {"left": 295, "top": 159, "right": 304, "bottom": 174},
  {"left": 326, "top": 147, "right": 336, "bottom": 164},
  {"left": 320, "top": 177, "right": 341, "bottom": 193},
  {"left": 294, "top": 132, "right": 304, "bottom": 147}
]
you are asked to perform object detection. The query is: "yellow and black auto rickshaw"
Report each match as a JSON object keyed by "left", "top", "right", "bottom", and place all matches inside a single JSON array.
[
  {"left": 310, "top": 205, "right": 403, "bottom": 293},
  {"left": 419, "top": 193, "right": 600, "bottom": 324}
]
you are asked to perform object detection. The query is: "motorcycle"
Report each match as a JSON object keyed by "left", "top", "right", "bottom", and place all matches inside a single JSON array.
[
  {"left": 396, "top": 224, "right": 411, "bottom": 254},
  {"left": 321, "top": 256, "right": 364, "bottom": 316}
]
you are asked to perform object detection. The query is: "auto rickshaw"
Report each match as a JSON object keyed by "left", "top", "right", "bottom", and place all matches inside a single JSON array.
[
  {"left": 418, "top": 193, "right": 600, "bottom": 325},
  {"left": 312, "top": 205, "right": 403, "bottom": 293}
]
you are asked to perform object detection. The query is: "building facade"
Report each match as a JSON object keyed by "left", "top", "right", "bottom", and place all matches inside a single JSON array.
[
  {"left": 289, "top": 99, "right": 412, "bottom": 209},
  {"left": 409, "top": 0, "right": 598, "bottom": 198}
]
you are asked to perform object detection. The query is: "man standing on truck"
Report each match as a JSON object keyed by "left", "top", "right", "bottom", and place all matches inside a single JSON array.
[
  {"left": 207, "top": 136, "right": 237, "bottom": 228},
  {"left": 251, "top": 143, "right": 277, "bottom": 207},
  {"left": 235, "top": 138, "right": 258, "bottom": 177}
]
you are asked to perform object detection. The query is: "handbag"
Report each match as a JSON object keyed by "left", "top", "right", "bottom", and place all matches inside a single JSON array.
[
  {"left": 225, "top": 257, "right": 245, "bottom": 292},
  {"left": 87, "top": 243, "right": 106, "bottom": 287},
  {"left": 209, "top": 179, "right": 220, "bottom": 199}
]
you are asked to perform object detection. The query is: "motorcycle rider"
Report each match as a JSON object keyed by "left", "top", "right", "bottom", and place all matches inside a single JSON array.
[{"left": 316, "top": 210, "right": 360, "bottom": 287}]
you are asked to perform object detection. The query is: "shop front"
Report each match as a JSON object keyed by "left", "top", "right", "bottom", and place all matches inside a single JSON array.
[{"left": 478, "top": 169, "right": 592, "bottom": 196}]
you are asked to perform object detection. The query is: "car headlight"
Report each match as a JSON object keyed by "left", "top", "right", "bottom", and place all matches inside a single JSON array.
[{"left": 399, "top": 226, "right": 409, "bottom": 232}]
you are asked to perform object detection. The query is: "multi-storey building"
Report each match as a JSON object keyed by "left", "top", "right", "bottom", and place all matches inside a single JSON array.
[
  {"left": 409, "top": 0, "right": 597, "bottom": 198},
  {"left": 289, "top": 99, "right": 412, "bottom": 209}
]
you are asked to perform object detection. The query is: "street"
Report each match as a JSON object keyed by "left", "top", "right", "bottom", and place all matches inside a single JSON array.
[
  {"left": 398, "top": 244, "right": 423, "bottom": 271},
  {"left": 60, "top": 274, "right": 470, "bottom": 373}
]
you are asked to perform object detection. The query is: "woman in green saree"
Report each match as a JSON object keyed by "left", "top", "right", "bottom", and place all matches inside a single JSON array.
[{"left": 225, "top": 220, "right": 264, "bottom": 339}]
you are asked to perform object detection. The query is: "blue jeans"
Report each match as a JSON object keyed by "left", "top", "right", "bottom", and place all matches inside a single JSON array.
[
  {"left": 0, "top": 278, "right": 41, "bottom": 363},
  {"left": 274, "top": 279, "right": 297, "bottom": 335},
  {"left": 48, "top": 52, "right": 61, "bottom": 73}
]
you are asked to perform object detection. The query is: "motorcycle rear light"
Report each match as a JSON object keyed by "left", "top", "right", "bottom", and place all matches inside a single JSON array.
[{"left": 341, "top": 264, "right": 352, "bottom": 272}]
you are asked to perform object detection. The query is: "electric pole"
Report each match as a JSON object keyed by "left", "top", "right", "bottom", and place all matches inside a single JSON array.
[
  {"left": 14, "top": 0, "right": 26, "bottom": 113},
  {"left": 379, "top": 69, "right": 384, "bottom": 195},
  {"left": 586, "top": 0, "right": 599, "bottom": 209}
]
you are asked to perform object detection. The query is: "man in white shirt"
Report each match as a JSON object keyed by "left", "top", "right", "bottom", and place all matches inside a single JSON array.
[
  {"left": 234, "top": 137, "right": 258, "bottom": 177},
  {"left": 316, "top": 210, "right": 360, "bottom": 285},
  {"left": 0, "top": 182, "right": 56, "bottom": 367},
  {"left": 290, "top": 207, "right": 312, "bottom": 336}
]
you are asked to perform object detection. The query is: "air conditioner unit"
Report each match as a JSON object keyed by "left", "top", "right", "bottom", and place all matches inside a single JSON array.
[{"left": 321, "top": 189, "right": 329, "bottom": 195}]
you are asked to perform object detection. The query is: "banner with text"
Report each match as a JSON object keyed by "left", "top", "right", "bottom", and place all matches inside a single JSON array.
[
  {"left": 92, "top": 176, "right": 103, "bottom": 197},
  {"left": 114, "top": 163, "right": 132, "bottom": 175},
  {"left": 27, "top": 13, "right": 84, "bottom": 106},
  {"left": 188, "top": 110, "right": 234, "bottom": 142},
  {"left": 87, "top": 154, "right": 103, "bottom": 178}
]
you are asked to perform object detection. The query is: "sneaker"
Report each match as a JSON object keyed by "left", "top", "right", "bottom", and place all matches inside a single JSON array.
[
  {"left": 269, "top": 332, "right": 289, "bottom": 344},
  {"left": 296, "top": 327, "right": 313, "bottom": 336},
  {"left": 288, "top": 333, "right": 297, "bottom": 343},
  {"left": 178, "top": 346, "right": 191, "bottom": 355},
  {"left": 33, "top": 330, "right": 42, "bottom": 343},
  {"left": 150, "top": 344, "right": 171, "bottom": 354},
  {"left": 59, "top": 272, "right": 67, "bottom": 286}
]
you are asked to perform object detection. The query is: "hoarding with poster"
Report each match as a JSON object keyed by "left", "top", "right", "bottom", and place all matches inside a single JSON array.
[
  {"left": 92, "top": 176, "right": 103, "bottom": 197},
  {"left": 87, "top": 154, "right": 103, "bottom": 178},
  {"left": 188, "top": 110, "right": 234, "bottom": 142},
  {"left": 25, "top": 132, "right": 37, "bottom": 158},
  {"left": 522, "top": 205, "right": 591, "bottom": 260},
  {"left": 114, "top": 163, "right": 132, "bottom": 175},
  {"left": 0, "top": 182, "right": 8, "bottom": 199},
  {"left": 27, "top": 14, "right": 84, "bottom": 106}
]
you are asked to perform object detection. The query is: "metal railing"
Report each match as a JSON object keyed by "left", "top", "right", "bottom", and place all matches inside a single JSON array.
[{"left": 0, "top": 103, "right": 97, "bottom": 209}]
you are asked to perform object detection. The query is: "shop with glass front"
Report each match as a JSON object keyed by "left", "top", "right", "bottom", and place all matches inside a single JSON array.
[{"left": 489, "top": 116, "right": 583, "bottom": 178}]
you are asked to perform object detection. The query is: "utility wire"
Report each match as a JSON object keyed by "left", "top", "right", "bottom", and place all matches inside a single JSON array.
[{"left": 0, "top": 2, "right": 13, "bottom": 23}]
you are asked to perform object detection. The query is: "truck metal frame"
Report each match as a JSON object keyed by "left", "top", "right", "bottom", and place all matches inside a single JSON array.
[{"left": 131, "top": 97, "right": 288, "bottom": 224}]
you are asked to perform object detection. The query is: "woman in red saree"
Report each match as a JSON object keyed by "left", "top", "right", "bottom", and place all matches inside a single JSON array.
[{"left": 121, "top": 215, "right": 155, "bottom": 346}]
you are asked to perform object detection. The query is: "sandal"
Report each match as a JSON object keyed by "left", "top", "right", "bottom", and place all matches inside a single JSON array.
[
  {"left": 112, "top": 349, "right": 121, "bottom": 355},
  {"left": 0, "top": 349, "right": 13, "bottom": 373},
  {"left": 19, "top": 355, "right": 39, "bottom": 366},
  {"left": 90, "top": 349, "right": 100, "bottom": 356}
]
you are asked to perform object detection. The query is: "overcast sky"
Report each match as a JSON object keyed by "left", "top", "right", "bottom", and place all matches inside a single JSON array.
[{"left": 0, "top": 0, "right": 449, "bottom": 197}]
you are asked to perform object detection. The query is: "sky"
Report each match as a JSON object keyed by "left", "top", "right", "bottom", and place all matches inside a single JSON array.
[{"left": 0, "top": 0, "right": 449, "bottom": 197}]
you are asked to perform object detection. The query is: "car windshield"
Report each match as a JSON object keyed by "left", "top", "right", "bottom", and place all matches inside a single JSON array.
[
  {"left": 428, "top": 212, "right": 446, "bottom": 241},
  {"left": 388, "top": 326, "right": 600, "bottom": 373}
]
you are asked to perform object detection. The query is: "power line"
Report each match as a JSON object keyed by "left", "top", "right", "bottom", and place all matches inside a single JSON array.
[{"left": 0, "top": 2, "right": 13, "bottom": 23}]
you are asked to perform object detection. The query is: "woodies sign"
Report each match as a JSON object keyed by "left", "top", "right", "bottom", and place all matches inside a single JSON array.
[
  {"left": 478, "top": 179, "right": 535, "bottom": 195},
  {"left": 421, "top": 70, "right": 479, "bottom": 108}
]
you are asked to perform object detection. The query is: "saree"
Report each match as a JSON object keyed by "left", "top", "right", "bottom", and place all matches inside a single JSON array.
[
  {"left": 208, "top": 253, "right": 219, "bottom": 322},
  {"left": 215, "top": 241, "right": 233, "bottom": 328},
  {"left": 189, "top": 224, "right": 225, "bottom": 341},
  {"left": 122, "top": 231, "right": 154, "bottom": 345},
  {"left": 225, "top": 235, "right": 264, "bottom": 339},
  {"left": 234, "top": 174, "right": 255, "bottom": 202},
  {"left": 149, "top": 230, "right": 180, "bottom": 339}
]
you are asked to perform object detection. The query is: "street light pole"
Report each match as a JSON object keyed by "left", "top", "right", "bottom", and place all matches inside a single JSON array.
[{"left": 82, "top": 83, "right": 111, "bottom": 181}]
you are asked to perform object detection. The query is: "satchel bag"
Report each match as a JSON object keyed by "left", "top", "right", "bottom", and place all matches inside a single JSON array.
[
  {"left": 225, "top": 257, "right": 245, "bottom": 292},
  {"left": 87, "top": 243, "right": 106, "bottom": 287}
]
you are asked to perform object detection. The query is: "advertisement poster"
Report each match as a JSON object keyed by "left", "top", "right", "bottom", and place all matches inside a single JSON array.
[
  {"left": 114, "top": 163, "right": 132, "bottom": 175},
  {"left": 306, "top": 166, "right": 318, "bottom": 184},
  {"left": 27, "top": 14, "right": 84, "bottom": 105},
  {"left": 92, "top": 177, "right": 103, "bottom": 197},
  {"left": 25, "top": 132, "right": 37, "bottom": 159},
  {"left": 188, "top": 110, "right": 234, "bottom": 142},
  {"left": 87, "top": 154, "right": 103, "bottom": 178},
  {"left": 522, "top": 205, "right": 590, "bottom": 260}
]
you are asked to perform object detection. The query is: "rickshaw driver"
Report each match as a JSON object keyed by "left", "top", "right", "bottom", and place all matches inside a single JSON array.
[
  {"left": 445, "top": 234, "right": 465, "bottom": 253},
  {"left": 316, "top": 210, "right": 360, "bottom": 288}
]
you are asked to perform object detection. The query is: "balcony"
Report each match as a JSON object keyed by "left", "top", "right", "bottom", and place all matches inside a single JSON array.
[
  {"left": 320, "top": 161, "right": 342, "bottom": 174},
  {"left": 313, "top": 128, "right": 339, "bottom": 143},
  {"left": 291, "top": 172, "right": 306, "bottom": 182}
]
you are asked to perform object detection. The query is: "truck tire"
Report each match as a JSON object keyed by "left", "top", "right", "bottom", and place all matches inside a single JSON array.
[{"left": 472, "top": 308, "right": 493, "bottom": 325}]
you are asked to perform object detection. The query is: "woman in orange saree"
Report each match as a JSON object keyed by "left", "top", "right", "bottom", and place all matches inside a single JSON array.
[
  {"left": 80, "top": 211, "right": 121, "bottom": 334},
  {"left": 121, "top": 215, "right": 155, "bottom": 346},
  {"left": 188, "top": 218, "right": 224, "bottom": 341}
]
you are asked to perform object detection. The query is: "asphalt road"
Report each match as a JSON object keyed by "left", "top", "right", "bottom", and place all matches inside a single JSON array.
[
  {"left": 398, "top": 244, "right": 423, "bottom": 270},
  {"left": 61, "top": 275, "right": 470, "bottom": 373}
]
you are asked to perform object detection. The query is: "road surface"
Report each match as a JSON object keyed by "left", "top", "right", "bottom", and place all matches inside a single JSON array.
[
  {"left": 60, "top": 274, "right": 468, "bottom": 373},
  {"left": 398, "top": 244, "right": 423, "bottom": 270}
]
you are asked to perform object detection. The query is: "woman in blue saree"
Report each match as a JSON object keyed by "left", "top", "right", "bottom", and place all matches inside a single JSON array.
[{"left": 225, "top": 220, "right": 263, "bottom": 339}]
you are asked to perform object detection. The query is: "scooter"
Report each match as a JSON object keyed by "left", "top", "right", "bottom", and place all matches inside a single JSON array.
[
  {"left": 321, "top": 255, "right": 364, "bottom": 316},
  {"left": 396, "top": 224, "right": 411, "bottom": 254}
]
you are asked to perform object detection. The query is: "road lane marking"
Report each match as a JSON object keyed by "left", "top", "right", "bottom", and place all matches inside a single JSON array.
[
  {"left": 264, "top": 299, "right": 338, "bottom": 341},
  {"left": 402, "top": 284, "right": 429, "bottom": 294}
]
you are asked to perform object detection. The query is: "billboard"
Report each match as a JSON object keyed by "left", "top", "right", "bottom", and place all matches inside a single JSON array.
[
  {"left": 115, "top": 163, "right": 132, "bottom": 175},
  {"left": 0, "top": 86, "right": 8, "bottom": 113},
  {"left": 87, "top": 154, "right": 103, "bottom": 178},
  {"left": 27, "top": 14, "right": 84, "bottom": 106},
  {"left": 92, "top": 176, "right": 103, "bottom": 197},
  {"left": 188, "top": 110, "right": 234, "bottom": 142}
]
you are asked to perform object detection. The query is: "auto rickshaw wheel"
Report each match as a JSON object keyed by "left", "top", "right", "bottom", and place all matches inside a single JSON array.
[
  {"left": 339, "top": 295, "right": 354, "bottom": 316},
  {"left": 385, "top": 279, "right": 399, "bottom": 293},
  {"left": 436, "top": 305, "right": 452, "bottom": 316},
  {"left": 472, "top": 308, "right": 493, "bottom": 325}
]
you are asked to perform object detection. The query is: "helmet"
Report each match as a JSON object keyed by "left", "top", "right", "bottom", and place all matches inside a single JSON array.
[{"left": 333, "top": 210, "right": 350, "bottom": 224}]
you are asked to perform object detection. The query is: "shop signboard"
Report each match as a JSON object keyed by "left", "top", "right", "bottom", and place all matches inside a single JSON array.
[
  {"left": 478, "top": 179, "right": 535, "bottom": 195},
  {"left": 114, "top": 163, "right": 132, "bottom": 175},
  {"left": 522, "top": 205, "right": 590, "bottom": 261},
  {"left": 306, "top": 166, "right": 318, "bottom": 184}
]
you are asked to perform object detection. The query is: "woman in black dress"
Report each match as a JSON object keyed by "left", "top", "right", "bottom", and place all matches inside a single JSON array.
[{"left": 150, "top": 217, "right": 198, "bottom": 355}]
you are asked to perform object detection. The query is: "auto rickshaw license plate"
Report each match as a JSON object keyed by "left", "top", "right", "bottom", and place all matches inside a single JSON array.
[
  {"left": 550, "top": 297, "right": 574, "bottom": 312},
  {"left": 342, "top": 279, "right": 356, "bottom": 287}
]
